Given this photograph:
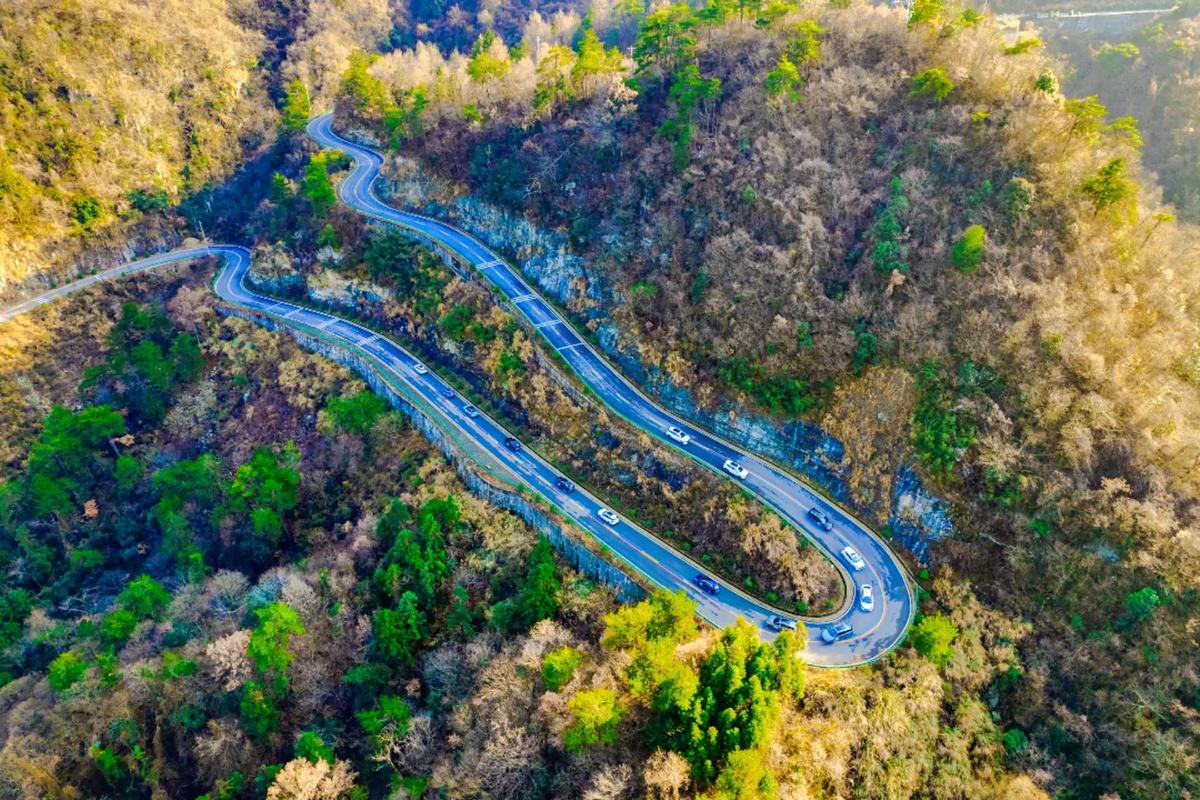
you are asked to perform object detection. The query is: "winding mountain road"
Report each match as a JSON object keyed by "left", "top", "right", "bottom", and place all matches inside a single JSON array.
[
  {"left": 0, "top": 115, "right": 916, "bottom": 666},
  {"left": 308, "top": 114, "right": 915, "bottom": 665}
]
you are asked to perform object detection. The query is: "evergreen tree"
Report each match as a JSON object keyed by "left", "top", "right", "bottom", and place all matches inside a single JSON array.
[
  {"left": 1081, "top": 157, "right": 1136, "bottom": 219},
  {"left": 372, "top": 592, "right": 426, "bottom": 667},
  {"left": 280, "top": 79, "right": 311, "bottom": 134},
  {"left": 301, "top": 154, "right": 336, "bottom": 218}
]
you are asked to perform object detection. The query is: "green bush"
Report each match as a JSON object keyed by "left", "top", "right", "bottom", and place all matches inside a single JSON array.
[
  {"left": 909, "top": 613, "right": 959, "bottom": 665},
  {"left": 542, "top": 646, "right": 584, "bottom": 691},
  {"left": 48, "top": 650, "right": 88, "bottom": 693},
  {"left": 1120, "top": 586, "right": 1160, "bottom": 628},
  {"left": 100, "top": 609, "right": 140, "bottom": 647},
  {"left": 439, "top": 304, "right": 477, "bottom": 339},
  {"left": 247, "top": 602, "right": 306, "bottom": 690},
  {"left": 280, "top": 79, "right": 311, "bottom": 133},
  {"left": 951, "top": 224, "right": 987, "bottom": 273},
  {"left": 564, "top": 688, "right": 623, "bottom": 751},
  {"left": 1002, "top": 728, "right": 1029, "bottom": 756},
  {"left": 910, "top": 67, "right": 955, "bottom": 102},
  {"left": 372, "top": 593, "right": 426, "bottom": 667},
  {"left": 325, "top": 391, "right": 389, "bottom": 436},
  {"left": 911, "top": 361, "right": 976, "bottom": 480},
  {"left": 301, "top": 153, "right": 336, "bottom": 218},
  {"left": 117, "top": 575, "right": 172, "bottom": 620},
  {"left": 294, "top": 731, "right": 335, "bottom": 764}
]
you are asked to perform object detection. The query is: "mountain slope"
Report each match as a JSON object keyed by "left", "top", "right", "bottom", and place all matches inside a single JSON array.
[{"left": 335, "top": 2, "right": 1200, "bottom": 795}]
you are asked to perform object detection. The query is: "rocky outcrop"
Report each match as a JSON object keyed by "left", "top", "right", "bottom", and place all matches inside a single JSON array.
[
  {"left": 245, "top": 244, "right": 306, "bottom": 297},
  {"left": 888, "top": 464, "right": 955, "bottom": 564}
]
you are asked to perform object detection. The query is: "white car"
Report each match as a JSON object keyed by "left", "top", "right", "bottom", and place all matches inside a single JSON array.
[
  {"left": 841, "top": 546, "right": 866, "bottom": 572},
  {"left": 723, "top": 459, "right": 749, "bottom": 479},
  {"left": 666, "top": 425, "right": 691, "bottom": 445},
  {"left": 411, "top": 362, "right": 429, "bottom": 375},
  {"left": 597, "top": 507, "right": 620, "bottom": 525},
  {"left": 859, "top": 584, "right": 874, "bottom": 612}
]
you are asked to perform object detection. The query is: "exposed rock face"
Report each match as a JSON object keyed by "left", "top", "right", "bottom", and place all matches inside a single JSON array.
[
  {"left": 373, "top": 163, "right": 957, "bottom": 564},
  {"left": 305, "top": 269, "right": 386, "bottom": 307},
  {"left": 888, "top": 464, "right": 955, "bottom": 564},
  {"left": 245, "top": 244, "right": 306, "bottom": 296}
]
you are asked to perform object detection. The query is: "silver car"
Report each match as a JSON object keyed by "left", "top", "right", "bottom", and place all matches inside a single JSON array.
[
  {"left": 841, "top": 546, "right": 866, "bottom": 572},
  {"left": 411, "top": 362, "right": 429, "bottom": 375},
  {"left": 667, "top": 425, "right": 691, "bottom": 445},
  {"left": 766, "top": 615, "right": 798, "bottom": 632},
  {"left": 723, "top": 459, "right": 749, "bottom": 479},
  {"left": 859, "top": 584, "right": 874, "bottom": 612}
]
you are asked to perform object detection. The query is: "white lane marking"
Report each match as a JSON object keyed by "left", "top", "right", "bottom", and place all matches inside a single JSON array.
[
  {"left": 477, "top": 260, "right": 502, "bottom": 270},
  {"left": 509, "top": 294, "right": 535, "bottom": 304},
  {"left": 558, "top": 341, "right": 585, "bottom": 352},
  {"left": 535, "top": 319, "right": 560, "bottom": 329},
  {"left": 316, "top": 317, "right": 337, "bottom": 330}
]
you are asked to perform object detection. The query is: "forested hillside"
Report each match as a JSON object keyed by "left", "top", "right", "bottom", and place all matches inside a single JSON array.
[
  {"left": 0, "top": 0, "right": 460, "bottom": 295},
  {"left": 1049, "top": 3, "right": 1200, "bottom": 220},
  {"left": 0, "top": 0, "right": 272, "bottom": 290},
  {"left": 2, "top": 0, "right": 1199, "bottom": 798},
  {"left": 0, "top": 256, "right": 1039, "bottom": 799},
  {"left": 334, "top": 0, "right": 1200, "bottom": 796}
]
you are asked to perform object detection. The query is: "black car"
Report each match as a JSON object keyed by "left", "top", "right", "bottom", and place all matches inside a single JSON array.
[
  {"left": 503, "top": 437, "right": 522, "bottom": 452},
  {"left": 807, "top": 507, "right": 834, "bottom": 531},
  {"left": 554, "top": 476, "right": 575, "bottom": 493},
  {"left": 692, "top": 574, "right": 721, "bottom": 596}
]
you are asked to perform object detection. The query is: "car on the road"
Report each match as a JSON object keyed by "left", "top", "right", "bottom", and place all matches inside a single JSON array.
[
  {"left": 807, "top": 507, "right": 833, "bottom": 531},
  {"left": 554, "top": 476, "right": 575, "bottom": 493},
  {"left": 597, "top": 507, "right": 620, "bottom": 525},
  {"left": 840, "top": 546, "right": 866, "bottom": 572},
  {"left": 821, "top": 622, "right": 854, "bottom": 643},
  {"left": 411, "top": 362, "right": 429, "bottom": 375},
  {"left": 439, "top": 384, "right": 455, "bottom": 399},
  {"left": 462, "top": 404, "right": 480, "bottom": 418},
  {"left": 692, "top": 574, "right": 721, "bottom": 596},
  {"left": 859, "top": 584, "right": 874, "bottom": 612},
  {"left": 666, "top": 425, "right": 691, "bottom": 445},
  {"left": 503, "top": 437, "right": 522, "bottom": 452},
  {"left": 722, "top": 459, "right": 749, "bottom": 479},
  {"left": 766, "top": 615, "right": 798, "bottom": 632}
]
